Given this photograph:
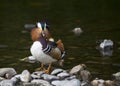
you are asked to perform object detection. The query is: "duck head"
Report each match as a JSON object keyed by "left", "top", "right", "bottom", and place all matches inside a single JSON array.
[{"left": 25, "top": 22, "right": 51, "bottom": 41}]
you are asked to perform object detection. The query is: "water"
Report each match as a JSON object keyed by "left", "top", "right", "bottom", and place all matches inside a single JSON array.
[{"left": 0, "top": 0, "right": 120, "bottom": 79}]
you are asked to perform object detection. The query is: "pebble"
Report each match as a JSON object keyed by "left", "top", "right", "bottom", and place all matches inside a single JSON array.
[
  {"left": 41, "top": 74, "right": 59, "bottom": 81},
  {"left": 0, "top": 80, "right": 15, "bottom": 86},
  {"left": 104, "top": 80, "right": 115, "bottom": 86},
  {"left": 80, "top": 70, "right": 91, "bottom": 81},
  {"left": 20, "top": 70, "right": 31, "bottom": 83},
  {"left": 0, "top": 68, "right": 17, "bottom": 79},
  {"left": 72, "top": 27, "right": 83, "bottom": 36},
  {"left": 31, "top": 71, "right": 44, "bottom": 79},
  {"left": 57, "top": 72, "right": 70, "bottom": 78},
  {"left": 112, "top": 72, "right": 120, "bottom": 80},
  {"left": 51, "top": 68, "right": 64, "bottom": 75},
  {"left": 31, "top": 79, "right": 52, "bottom": 86},
  {"left": 91, "top": 78, "right": 105, "bottom": 86},
  {"left": 51, "top": 79, "right": 81, "bottom": 86},
  {"left": 70, "top": 64, "right": 86, "bottom": 74}
]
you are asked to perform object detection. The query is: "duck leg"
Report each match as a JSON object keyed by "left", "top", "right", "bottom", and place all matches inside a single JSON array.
[
  {"left": 35, "top": 63, "right": 44, "bottom": 71},
  {"left": 44, "top": 63, "right": 52, "bottom": 74}
]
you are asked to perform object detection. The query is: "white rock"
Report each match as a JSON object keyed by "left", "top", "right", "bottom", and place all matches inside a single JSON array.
[
  {"left": 10, "top": 74, "right": 21, "bottom": 83},
  {"left": 70, "top": 64, "right": 86, "bottom": 74},
  {"left": 112, "top": 72, "right": 120, "bottom": 80},
  {"left": 32, "top": 71, "right": 44, "bottom": 76},
  {"left": 0, "top": 68, "right": 17, "bottom": 79},
  {"left": 100, "top": 39, "right": 113, "bottom": 49},
  {"left": 0, "top": 77, "right": 5, "bottom": 81},
  {"left": 31, "top": 79, "right": 52, "bottom": 86},
  {"left": 41, "top": 74, "right": 59, "bottom": 81},
  {"left": 91, "top": 79, "right": 105, "bottom": 86},
  {"left": 0, "top": 80, "right": 15, "bottom": 86},
  {"left": 80, "top": 70, "right": 91, "bottom": 81},
  {"left": 20, "top": 70, "right": 31, "bottom": 82},
  {"left": 51, "top": 68, "right": 64, "bottom": 75},
  {"left": 57, "top": 72, "right": 70, "bottom": 78},
  {"left": 72, "top": 27, "right": 83, "bottom": 36},
  {"left": 65, "top": 75, "right": 76, "bottom": 80},
  {"left": 51, "top": 79, "right": 81, "bottom": 86},
  {"left": 31, "top": 74, "right": 41, "bottom": 79}
]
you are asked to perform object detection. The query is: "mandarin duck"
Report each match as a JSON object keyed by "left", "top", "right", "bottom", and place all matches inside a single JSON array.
[{"left": 25, "top": 22, "right": 65, "bottom": 73}]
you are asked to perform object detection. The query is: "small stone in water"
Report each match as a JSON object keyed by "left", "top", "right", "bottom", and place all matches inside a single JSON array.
[{"left": 72, "top": 27, "right": 83, "bottom": 36}]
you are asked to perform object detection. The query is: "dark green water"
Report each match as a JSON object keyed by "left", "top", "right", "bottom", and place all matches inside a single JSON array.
[{"left": 0, "top": 0, "right": 120, "bottom": 79}]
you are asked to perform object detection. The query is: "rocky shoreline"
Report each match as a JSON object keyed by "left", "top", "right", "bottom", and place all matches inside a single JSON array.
[{"left": 0, "top": 64, "right": 119, "bottom": 86}]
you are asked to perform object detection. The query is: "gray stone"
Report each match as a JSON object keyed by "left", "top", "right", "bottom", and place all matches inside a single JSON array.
[
  {"left": 0, "top": 80, "right": 15, "bottom": 86},
  {"left": 0, "top": 77, "right": 5, "bottom": 81},
  {"left": 65, "top": 75, "right": 76, "bottom": 80},
  {"left": 70, "top": 64, "right": 86, "bottom": 74},
  {"left": 31, "top": 71, "right": 44, "bottom": 79},
  {"left": 104, "top": 80, "right": 115, "bottom": 86},
  {"left": 31, "top": 79, "right": 52, "bottom": 86},
  {"left": 80, "top": 70, "right": 91, "bottom": 81},
  {"left": 51, "top": 68, "right": 64, "bottom": 75},
  {"left": 32, "top": 71, "right": 44, "bottom": 76},
  {"left": 0, "top": 68, "right": 17, "bottom": 79},
  {"left": 72, "top": 27, "right": 83, "bottom": 36},
  {"left": 57, "top": 72, "right": 70, "bottom": 78},
  {"left": 41, "top": 74, "right": 59, "bottom": 81},
  {"left": 91, "top": 79, "right": 105, "bottom": 86},
  {"left": 51, "top": 79, "right": 81, "bottom": 86},
  {"left": 19, "top": 82, "right": 36, "bottom": 86},
  {"left": 112, "top": 72, "right": 120, "bottom": 81},
  {"left": 20, "top": 70, "right": 31, "bottom": 82}
]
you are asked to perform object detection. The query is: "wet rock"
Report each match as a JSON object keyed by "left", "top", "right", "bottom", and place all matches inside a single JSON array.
[
  {"left": 104, "top": 80, "right": 115, "bottom": 86},
  {"left": 20, "top": 70, "right": 31, "bottom": 82},
  {"left": 0, "top": 68, "right": 17, "bottom": 79},
  {"left": 96, "top": 39, "right": 113, "bottom": 57},
  {"left": 112, "top": 72, "right": 120, "bottom": 81},
  {"left": 10, "top": 74, "right": 21, "bottom": 84},
  {"left": 72, "top": 27, "right": 83, "bottom": 36},
  {"left": 31, "top": 79, "right": 52, "bottom": 86},
  {"left": 65, "top": 75, "right": 76, "bottom": 80},
  {"left": 32, "top": 71, "right": 45, "bottom": 76},
  {"left": 70, "top": 64, "right": 86, "bottom": 74},
  {"left": 51, "top": 79, "right": 81, "bottom": 86},
  {"left": 80, "top": 70, "right": 91, "bottom": 81},
  {"left": 18, "top": 82, "right": 36, "bottom": 86},
  {"left": 31, "top": 71, "right": 44, "bottom": 79},
  {"left": 51, "top": 68, "right": 64, "bottom": 75},
  {"left": 0, "top": 77, "right": 5, "bottom": 81},
  {"left": 81, "top": 81, "right": 90, "bottom": 86},
  {"left": 112, "top": 72, "right": 120, "bottom": 86},
  {"left": 41, "top": 74, "right": 59, "bottom": 81},
  {"left": 57, "top": 72, "right": 70, "bottom": 79},
  {"left": 0, "top": 80, "right": 15, "bottom": 86},
  {"left": 91, "top": 79, "right": 99, "bottom": 86},
  {"left": 91, "top": 78, "right": 105, "bottom": 86}
]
